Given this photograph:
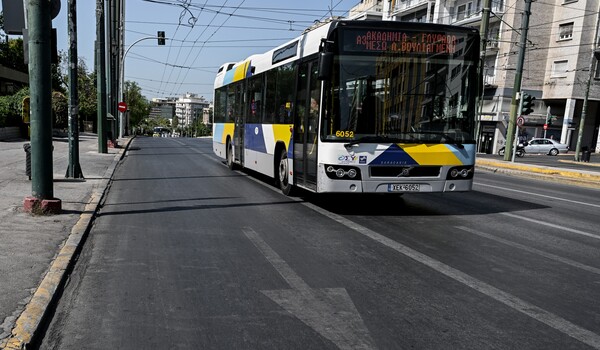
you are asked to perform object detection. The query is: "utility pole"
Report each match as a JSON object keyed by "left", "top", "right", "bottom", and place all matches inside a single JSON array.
[
  {"left": 504, "top": 0, "right": 533, "bottom": 161},
  {"left": 66, "top": 0, "right": 83, "bottom": 178},
  {"left": 476, "top": 0, "right": 492, "bottom": 152},
  {"left": 96, "top": 0, "right": 108, "bottom": 153},
  {"left": 24, "top": 0, "right": 61, "bottom": 214},
  {"left": 574, "top": 7, "right": 600, "bottom": 161}
]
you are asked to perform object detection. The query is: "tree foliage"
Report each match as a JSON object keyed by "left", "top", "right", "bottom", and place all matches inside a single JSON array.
[{"left": 124, "top": 80, "right": 150, "bottom": 128}]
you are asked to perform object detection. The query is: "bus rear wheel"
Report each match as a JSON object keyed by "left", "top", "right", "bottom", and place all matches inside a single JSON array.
[{"left": 278, "top": 148, "right": 293, "bottom": 195}]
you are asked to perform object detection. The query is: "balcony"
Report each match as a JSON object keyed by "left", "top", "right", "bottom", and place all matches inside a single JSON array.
[
  {"left": 450, "top": 1, "right": 504, "bottom": 25},
  {"left": 392, "top": 0, "right": 429, "bottom": 15}
]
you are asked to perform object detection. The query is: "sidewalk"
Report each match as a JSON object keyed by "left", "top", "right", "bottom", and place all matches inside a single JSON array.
[
  {"left": 476, "top": 153, "right": 600, "bottom": 189},
  {"left": 0, "top": 133, "right": 129, "bottom": 349}
]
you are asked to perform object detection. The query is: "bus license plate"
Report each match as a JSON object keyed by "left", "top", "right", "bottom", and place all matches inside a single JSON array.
[{"left": 388, "top": 184, "right": 420, "bottom": 192}]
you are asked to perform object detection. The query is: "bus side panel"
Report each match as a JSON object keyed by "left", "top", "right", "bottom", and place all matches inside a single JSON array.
[
  {"left": 242, "top": 123, "right": 293, "bottom": 176},
  {"left": 212, "top": 122, "right": 235, "bottom": 159}
]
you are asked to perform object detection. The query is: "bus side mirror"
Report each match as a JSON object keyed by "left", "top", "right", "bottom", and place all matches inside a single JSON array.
[{"left": 318, "top": 52, "right": 334, "bottom": 80}]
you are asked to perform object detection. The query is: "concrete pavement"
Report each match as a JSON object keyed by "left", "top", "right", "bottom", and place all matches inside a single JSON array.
[
  {"left": 0, "top": 133, "right": 130, "bottom": 349},
  {"left": 0, "top": 135, "right": 598, "bottom": 349},
  {"left": 476, "top": 153, "right": 600, "bottom": 189}
]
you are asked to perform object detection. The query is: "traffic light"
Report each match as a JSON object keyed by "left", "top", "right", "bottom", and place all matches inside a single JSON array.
[
  {"left": 521, "top": 92, "right": 535, "bottom": 116},
  {"left": 157, "top": 31, "right": 166, "bottom": 45}
]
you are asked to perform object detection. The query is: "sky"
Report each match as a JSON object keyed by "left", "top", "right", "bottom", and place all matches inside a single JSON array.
[{"left": 2, "top": 0, "right": 362, "bottom": 102}]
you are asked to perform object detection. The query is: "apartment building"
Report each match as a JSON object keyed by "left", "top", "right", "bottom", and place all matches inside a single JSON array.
[
  {"left": 350, "top": 0, "right": 600, "bottom": 154},
  {"left": 175, "top": 93, "right": 210, "bottom": 128}
]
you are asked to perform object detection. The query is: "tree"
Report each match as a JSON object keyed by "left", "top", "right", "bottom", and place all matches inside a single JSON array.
[
  {"left": 51, "top": 91, "right": 68, "bottom": 129},
  {"left": 124, "top": 80, "right": 150, "bottom": 130}
]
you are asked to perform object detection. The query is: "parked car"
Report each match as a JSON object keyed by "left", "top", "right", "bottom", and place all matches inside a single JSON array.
[{"left": 523, "top": 138, "right": 568, "bottom": 156}]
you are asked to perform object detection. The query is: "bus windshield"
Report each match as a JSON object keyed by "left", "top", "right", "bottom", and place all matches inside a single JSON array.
[{"left": 322, "top": 28, "right": 479, "bottom": 145}]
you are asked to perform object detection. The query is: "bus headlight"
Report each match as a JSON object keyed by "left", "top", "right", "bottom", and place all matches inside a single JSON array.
[
  {"left": 325, "top": 165, "right": 362, "bottom": 180},
  {"left": 446, "top": 166, "right": 474, "bottom": 180}
]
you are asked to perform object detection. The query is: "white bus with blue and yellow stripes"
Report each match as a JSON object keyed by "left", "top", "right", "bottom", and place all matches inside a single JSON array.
[{"left": 213, "top": 19, "right": 480, "bottom": 196}]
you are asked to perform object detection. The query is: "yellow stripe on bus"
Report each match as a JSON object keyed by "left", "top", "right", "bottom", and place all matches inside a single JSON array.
[
  {"left": 272, "top": 124, "right": 293, "bottom": 150},
  {"left": 399, "top": 144, "right": 463, "bottom": 165},
  {"left": 233, "top": 61, "right": 250, "bottom": 83},
  {"left": 222, "top": 123, "right": 235, "bottom": 144}
]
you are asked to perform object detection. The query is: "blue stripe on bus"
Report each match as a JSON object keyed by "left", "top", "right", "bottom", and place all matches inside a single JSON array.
[
  {"left": 370, "top": 144, "right": 418, "bottom": 166},
  {"left": 446, "top": 144, "right": 476, "bottom": 164},
  {"left": 213, "top": 124, "right": 225, "bottom": 143},
  {"left": 223, "top": 69, "right": 235, "bottom": 85},
  {"left": 245, "top": 124, "right": 267, "bottom": 153}
]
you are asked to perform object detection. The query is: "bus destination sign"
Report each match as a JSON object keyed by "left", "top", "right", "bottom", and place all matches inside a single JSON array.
[{"left": 343, "top": 30, "right": 461, "bottom": 55}]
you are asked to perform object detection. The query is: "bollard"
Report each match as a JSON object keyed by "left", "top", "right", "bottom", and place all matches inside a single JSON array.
[
  {"left": 582, "top": 149, "right": 591, "bottom": 162},
  {"left": 23, "top": 143, "right": 31, "bottom": 180}
]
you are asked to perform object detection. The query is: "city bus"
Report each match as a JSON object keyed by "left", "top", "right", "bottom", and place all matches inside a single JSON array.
[{"left": 213, "top": 19, "right": 480, "bottom": 195}]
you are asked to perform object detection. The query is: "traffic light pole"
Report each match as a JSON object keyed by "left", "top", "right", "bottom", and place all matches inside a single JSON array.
[
  {"left": 96, "top": 0, "right": 108, "bottom": 153},
  {"left": 118, "top": 35, "right": 164, "bottom": 138},
  {"left": 504, "top": 0, "right": 532, "bottom": 161}
]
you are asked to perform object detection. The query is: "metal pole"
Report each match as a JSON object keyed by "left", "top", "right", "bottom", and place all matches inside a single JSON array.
[
  {"left": 27, "top": 0, "right": 54, "bottom": 199},
  {"left": 66, "top": 0, "right": 84, "bottom": 178},
  {"left": 476, "top": 0, "right": 492, "bottom": 153},
  {"left": 119, "top": 36, "right": 161, "bottom": 138},
  {"left": 503, "top": 0, "right": 532, "bottom": 161},
  {"left": 574, "top": 7, "right": 600, "bottom": 161},
  {"left": 96, "top": 0, "right": 108, "bottom": 153}
]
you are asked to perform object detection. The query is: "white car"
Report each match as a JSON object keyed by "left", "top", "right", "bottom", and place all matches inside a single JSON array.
[{"left": 523, "top": 138, "right": 569, "bottom": 156}]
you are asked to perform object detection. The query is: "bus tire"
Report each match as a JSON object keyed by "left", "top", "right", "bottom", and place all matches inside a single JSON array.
[
  {"left": 226, "top": 139, "right": 236, "bottom": 170},
  {"left": 278, "top": 148, "right": 294, "bottom": 196}
]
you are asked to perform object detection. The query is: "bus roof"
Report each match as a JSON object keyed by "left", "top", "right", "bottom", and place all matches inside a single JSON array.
[
  {"left": 214, "top": 20, "right": 335, "bottom": 90},
  {"left": 214, "top": 19, "right": 479, "bottom": 90}
]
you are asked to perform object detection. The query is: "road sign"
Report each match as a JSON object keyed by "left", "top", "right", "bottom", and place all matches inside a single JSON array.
[
  {"left": 517, "top": 116, "right": 525, "bottom": 127},
  {"left": 543, "top": 123, "right": 548, "bottom": 130},
  {"left": 118, "top": 102, "right": 127, "bottom": 113}
]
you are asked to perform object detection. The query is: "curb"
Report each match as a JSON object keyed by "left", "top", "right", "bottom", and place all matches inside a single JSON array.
[
  {"left": 1, "top": 138, "right": 133, "bottom": 350},
  {"left": 476, "top": 158, "right": 600, "bottom": 189}
]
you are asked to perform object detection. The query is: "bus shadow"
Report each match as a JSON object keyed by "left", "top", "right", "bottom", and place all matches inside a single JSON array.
[{"left": 301, "top": 190, "right": 549, "bottom": 217}]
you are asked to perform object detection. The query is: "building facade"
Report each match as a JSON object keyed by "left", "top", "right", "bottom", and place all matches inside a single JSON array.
[
  {"left": 350, "top": 0, "right": 600, "bottom": 154},
  {"left": 175, "top": 93, "right": 210, "bottom": 129}
]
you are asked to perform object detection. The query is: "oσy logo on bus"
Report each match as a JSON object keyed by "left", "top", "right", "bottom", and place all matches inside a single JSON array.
[{"left": 338, "top": 155, "right": 357, "bottom": 164}]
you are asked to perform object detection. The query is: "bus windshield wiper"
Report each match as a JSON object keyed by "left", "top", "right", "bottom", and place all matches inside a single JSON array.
[
  {"left": 409, "top": 131, "right": 464, "bottom": 149},
  {"left": 343, "top": 135, "right": 409, "bottom": 148}
]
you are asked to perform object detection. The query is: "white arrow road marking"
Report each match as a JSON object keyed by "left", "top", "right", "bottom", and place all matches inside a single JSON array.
[
  {"left": 302, "top": 202, "right": 600, "bottom": 350},
  {"left": 242, "top": 227, "right": 377, "bottom": 350}
]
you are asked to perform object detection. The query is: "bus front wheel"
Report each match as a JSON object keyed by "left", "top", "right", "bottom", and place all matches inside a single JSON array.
[
  {"left": 226, "top": 140, "right": 236, "bottom": 170},
  {"left": 278, "top": 149, "right": 293, "bottom": 195}
]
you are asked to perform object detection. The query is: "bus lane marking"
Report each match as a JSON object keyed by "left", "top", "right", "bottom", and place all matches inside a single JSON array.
[
  {"left": 456, "top": 226, "right": 600, "bottom": 275},
  {"left": 301, "top": 202, "right": 600, "bottom": 349},
  {"left": 475, "top": 182, "right": 600, "bottom": 209},
  {"left": 501, "top": 212, "right": 600, "bottom": 241},
  {"left": 242, "top": 227, "right": 377, "bottom": 350}
]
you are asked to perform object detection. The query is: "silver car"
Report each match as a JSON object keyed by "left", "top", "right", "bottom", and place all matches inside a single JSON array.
[{"left": 523, "top": 138, "right": 569, "bottom": 156}]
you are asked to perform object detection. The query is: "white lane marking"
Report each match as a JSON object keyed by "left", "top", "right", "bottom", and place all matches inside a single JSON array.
[
  {"left": 475, "top": 182, "right": 600, "bottom": 209},
  {"left": 301, "top": 202, "right": 600, "bottom": 349},
  {"left": 242, "top": 227, "right": 377, "bottom": 350},
  {"left": 456, "top": 226, "right": 600, "bottom": 275},
  {"left": 222, "top": 153, "right": 600, "bottom": 347},
  {"left": 500, "top": 212, "right": 600, "bottom": 241}
]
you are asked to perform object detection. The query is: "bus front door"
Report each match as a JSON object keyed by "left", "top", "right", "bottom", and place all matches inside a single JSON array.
[
  {"left": 293, "top": 60, "right": 319, "bottom": 191},
  {"left": 233, "top": 84, "right": 244, "bottom": 165}
]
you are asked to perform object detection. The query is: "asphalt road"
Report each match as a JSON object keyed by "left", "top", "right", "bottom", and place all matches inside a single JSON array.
[{"left": 40, "top": 137, "right": 600, "bottom": 350}]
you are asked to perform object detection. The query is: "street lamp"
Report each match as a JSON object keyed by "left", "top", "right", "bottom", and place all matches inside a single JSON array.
[{"left": 118, "top": 32, "right": 166, "bottom": 138}]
